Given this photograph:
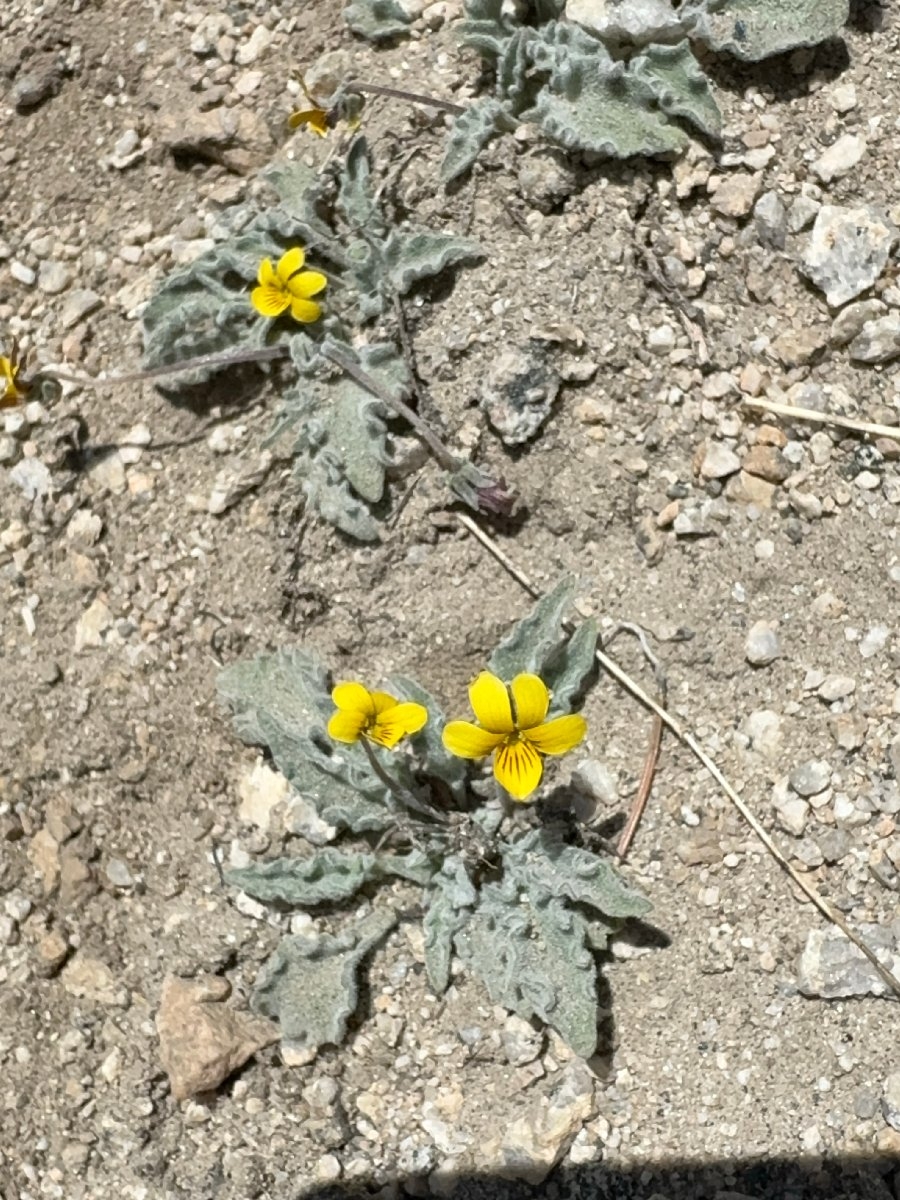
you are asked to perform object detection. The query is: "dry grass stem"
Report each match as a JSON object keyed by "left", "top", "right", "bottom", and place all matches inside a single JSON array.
[{"left": 743, "top": 397, "right": 900, "bottom": 443}]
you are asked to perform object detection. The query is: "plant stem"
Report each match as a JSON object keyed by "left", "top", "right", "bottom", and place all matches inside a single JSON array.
[
  {"left": 360, "top": 737, "right": 447, "bottom": 824},
  {"left": 322, "top": 343, "right": 460, "bottom": 472},
  {"left": 347, "top": 80, "right": 466, "bottom": 116}
]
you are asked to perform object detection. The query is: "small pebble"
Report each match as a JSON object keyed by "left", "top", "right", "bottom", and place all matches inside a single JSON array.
[{"left": 746, "top": 621, "right": 781, "bottom": 666}]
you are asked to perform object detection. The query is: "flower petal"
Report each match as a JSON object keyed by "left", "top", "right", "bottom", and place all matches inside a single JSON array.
[
  {"left": 287, "top": 269, "right": 327, "bottom": 299},
  {"left": 289, "top": 296, "right": 322, "bottom": 324},
  {"left": 494, "top": 739, "right": 543, "bottom": 801},
  {"left": 327, "top": 709, "right": 368, "bottom": 743},
  {"left": 288, "top": 108, "right": 329, "bottom": 136},
  {"left": 371, "top": 702, "right": 428, "bottom": 748},
  {"left": 524, "top": 713, "right": 587, "bottom": 756},
  {"left": 251, "top": 284, "right": 290, "bottom": 318},
  {"left": 442, "top": 721, "right": 504, "bottom": 759},
  {"left": 510, "top": 673, "right": 549, "bottom": 730},
  {"left": 257, "top": 257, "right": 278, "bottom": 286},
  {"left": 468, "top": 671, "right": 513, "bottom": 734},
  {"left": 369, "top": 691, "right": 400, "bottom": 715},
  {"left": 277, "top": 247, "right": 306, "bottom": 282},
  {"left": 332, "top": 682, "right": 376, "bottom": 719}
]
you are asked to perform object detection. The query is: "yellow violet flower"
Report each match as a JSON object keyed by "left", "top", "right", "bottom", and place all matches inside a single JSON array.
[
  {"left": 287, "top": 107, "right": 330, "bottom": 137},
  {"left": 442, "top": 671, "right": 586, "bottom": 802},
  {"left": 328, "top": 682, "right": 428, "bottom": 750},
  {"left": 250, "top": 247, "right": 327, "bottom": 324},
  {"left": 1, "top": 354, "right": 25, "bottom": 409}
]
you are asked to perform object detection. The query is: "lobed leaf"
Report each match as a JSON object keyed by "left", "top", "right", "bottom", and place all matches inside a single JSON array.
[
  {"left": 489, "top": 576, "right": 574, "bottom": 681},
  {"left": 441, "top": 99, "right": 507, "bottom": 184},
  {"left": 251, "top": 909, "right": 397, "bottom": 1055},
  {"left": 542, "top": 616, "right": 598, "bottom": 714},
  {"left": 631, "top": 41, "right": 722, "bottom": 141},
  {"left": 423, "top": 857, "right": 477, "bottom": 993},
  {"left": 382, "top": 230, "right": 484, "bottom": 296}
]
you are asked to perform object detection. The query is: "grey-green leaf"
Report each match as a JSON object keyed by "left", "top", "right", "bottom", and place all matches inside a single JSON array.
[
  {"left": 251, "top": 909, "right": 397, "bottom": 1055},
  {"left": 455, "top": 884, "right": 599, "bottom": 1057},
  {"left": 227, "top": 851, "right": 378, "bottom": 906},
  {"left": 382, "top": 230, "right": 484, "bottom": 296},
  {"left": 218, "top": 648, "right": 396, "bottom": 833},
  {"left": 681, "top": 0, "right": 848, "bottom": 62},
  {"left": 631, "top": 41, "right": 722, "bottom": 141},
  {"left": 543, "top": 616, "right": 597, "bottom": 714},
  {"left": 489, "top": 576, "right": 574, "bottom": 681},
  {"left": 388, "top": 674, "right": 468, "bottom": 804},
  {"left": 424, "top": 858, "right": 477, "bottom": 993},
  {"left": 441, "top": 99, "right": 506, "bottom": 184},
  {"left": 337, "top": 137, "right": 387, "bottom": 238},
  {"left": 504, "top": 829, "right": 652, "bottom": 920}
]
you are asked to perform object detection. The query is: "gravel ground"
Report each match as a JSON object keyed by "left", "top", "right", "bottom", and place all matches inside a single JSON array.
[{"left": 1, "top": 1, "right": 900, "bottom": 1198}]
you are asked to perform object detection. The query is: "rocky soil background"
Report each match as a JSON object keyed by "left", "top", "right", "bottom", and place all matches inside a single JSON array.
[{"left": 1, "top": 0, "right": 900, "bottom": 1198}]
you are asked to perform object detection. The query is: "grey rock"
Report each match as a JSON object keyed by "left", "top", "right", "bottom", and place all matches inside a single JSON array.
[
  {"left": 811, "top": 134, "right": 866, "bottom": 184},
  {"left": 859, "top": 625, "right": 890, "bottom": 658},
  {"left": 517, "top": 150, "right": 578, "bottom": 214},
  {"left": 817, "top": 674, "right": 856, "bottom": 702},
  {"left": 12, "top": 59, "right": 62, "bottom": 110},
  {"left": 849, "top": 315, "right": 900, "bottom": 364},
  {"left": 753, "top": 191, "right": 787, "bottom": 250},
  {"left": 854, "top": 1086, "right": 881, "bottom": 1120},
  {"left": 480, "top": 347, "right": 561, "bottom": 446},
  {"left": 37, "top": 260, "right": 71, "bottom": 295},
  {"left": 742, "top": 710, "right": 783, "bottom": 758},
  {"left": 800, "top": 205, "right": 897, "bottom": 308},
  {"left": 789, "top": 759, "right": 832, "bottom": 797},
  {"left": 796, "top": 926, "right": 900, "bottom": 999},
  {"left": 700, "top": 442, "right": 741, "bottom": 479},
  {"left": 830, "top": 299, "right": 888, "bottom": 347},
  {"left": 745, "top": 620, "right": 780, "bottom": 666},
  {"left": 884, "top": 1073, "right": 900, "bottom": 1131},
  {"left": 772, "top": 787, "right": 809, "bottom": 836},
  {"left": 815, "top": 828, "right": 851, "bottom": 864},
  {"left": 501, "top": 1015, "right": 544, "bottom": 1066},
  {"left": 9, "top": 457, "right": 53, "bottom": 500},
  {"left": 794, "top": 839, "right": 824, "bottom": 869},
  {"left": 60, "top": 288, "right": 102, "bottom": 330},
  {"left": 787, "top": 194, "right": 820, "bottom": 233},
  {"left": 571, "top": 759, "right": 619, "bottom": 807}
]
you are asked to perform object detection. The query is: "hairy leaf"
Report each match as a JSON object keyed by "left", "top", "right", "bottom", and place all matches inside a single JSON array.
[
  {"left": 388, "top": 674, "right": 468, "bottom": 804},
  {"left": 682, "top": 0, "right": 848, "bottom": 61},
  {"left": 455, "top": 883, "right": 599, "bottom": 1057},
  {"left": 383, "top": 230, "right": 484, "bottom": 296},
  {"left": 423, "top": 858, "right": 477, "bottom": 993},
  {"left": 542, "top": 616, "right": 598, "bottom": 713},
  {"left": 338, "top": 137, "right": 387, "bottom": 239},
  {"left": 218, "top": 648, "right": 396, "bottom": 833},
  {"left": 489, "top": 576, "right": 574, "bottom": 681},
  {"left": 228, "top": 848, "right": 437, "bottom": 906},
  {"left": 504, "top": 829, "right": 652, "bottom": 920},
  {"left": 251, "top": 909, "right": 397, "bottom": 1055},
  {"left": 441, "top": 99, "right": 507, "bottom": 184},
  {"left": 631, "top": 40, "right": 722, "bottom": 141}
]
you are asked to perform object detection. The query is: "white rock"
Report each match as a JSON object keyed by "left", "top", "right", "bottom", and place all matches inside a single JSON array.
[
  {"left": 801, "top": 205, "right": 897, "bottom": 308},
  {"left": 812, "top": 134, "right": 866, "bottom": 184},
  {"left": 746, "top": 620, "right": 781, "bottom": 666}
]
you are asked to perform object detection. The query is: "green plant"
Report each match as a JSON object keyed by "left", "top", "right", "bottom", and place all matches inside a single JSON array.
[
  {"left": 219, "top": 578, "right": 651, "bottom": 1060},
  {"left": 441, "top": 0, "right": 848, "bottom": 180},
  {"left": 141, "top": 136, "right": 489, "bottom": 539}
]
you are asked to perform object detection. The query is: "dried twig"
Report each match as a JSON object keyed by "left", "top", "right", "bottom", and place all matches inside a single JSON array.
[
  {"left": 743, "top": 397, "right": 900, "bottom": 443},
  {"left": 602, "top": 622, "right": 667, "bottom": 860},
  {"left": 456, "top": 512, "right": 900, "bottom": 1001}
]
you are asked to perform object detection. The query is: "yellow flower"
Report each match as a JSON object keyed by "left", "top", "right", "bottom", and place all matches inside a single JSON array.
[
  {"left": 442, "top": 671, "right": 586, "bottom": 802},
  {"left": 250, "top": 247, "right": 327, "bottom": 324},
  {"left": 1, "top": 354, "right": 25, "bottom": 409},
  {"left": 328, "top": 682, "right": 428, "bottom": 749},
  {"left": 287, "top": 107, "right": 330, "bottom": 137}
]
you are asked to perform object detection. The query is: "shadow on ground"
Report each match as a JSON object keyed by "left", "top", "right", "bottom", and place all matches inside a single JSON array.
[{"left": 301, "top": 1153, "right": 900, "bottom": 1200}]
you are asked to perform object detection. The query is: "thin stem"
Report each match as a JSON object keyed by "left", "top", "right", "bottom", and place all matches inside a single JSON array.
[
  {"left": 322, "top": 344, "right": 460, "bottom": 472},
  {"left": 347, "top": 80, "right": 466, "bottom": 116},
  {"left": 360, "top": 737, "right": 447, "bottom": 824}
]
